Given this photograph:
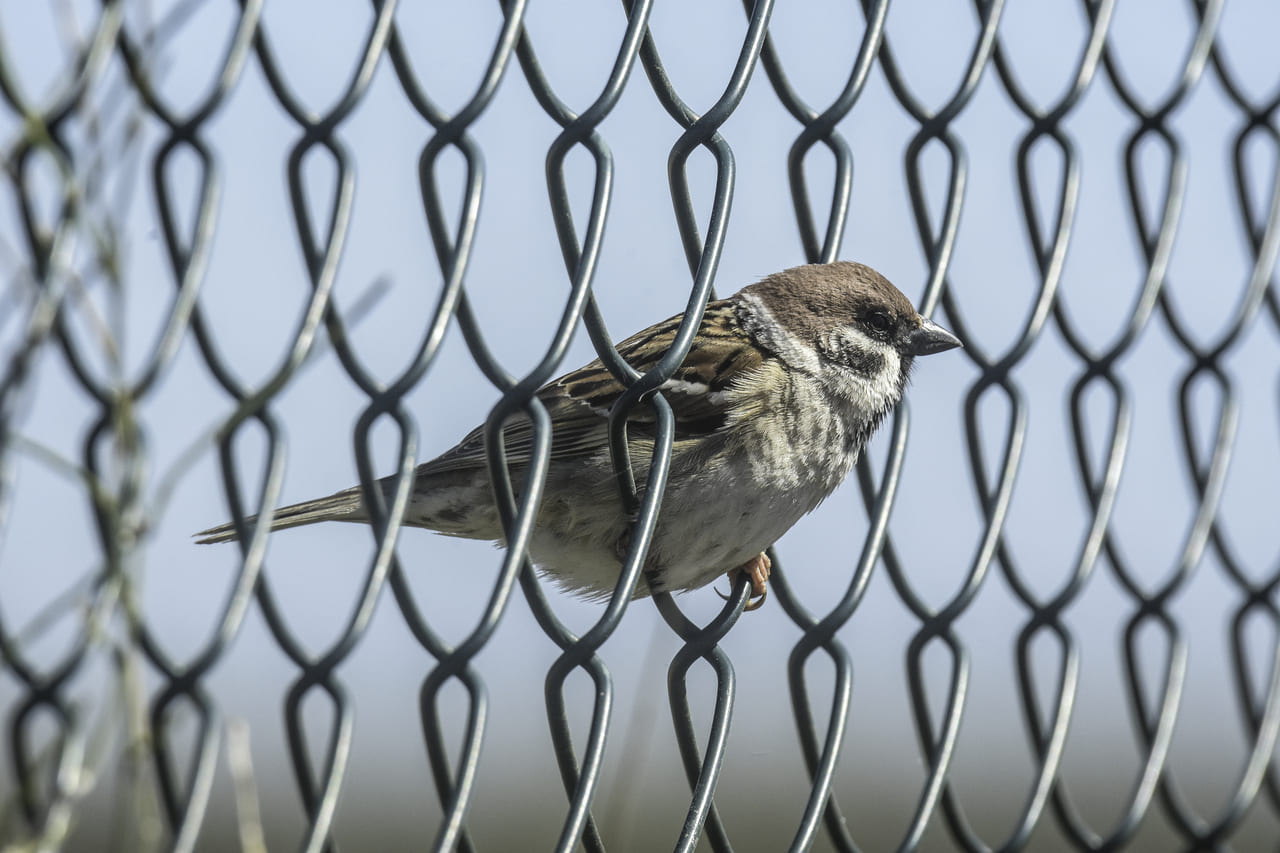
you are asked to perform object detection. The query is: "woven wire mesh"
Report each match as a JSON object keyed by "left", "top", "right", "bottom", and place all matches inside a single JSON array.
[{"left": 1, "top": 1, "right": 1279, "bottom": 851}]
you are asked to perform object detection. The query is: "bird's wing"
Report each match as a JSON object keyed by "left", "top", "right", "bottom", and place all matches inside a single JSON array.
[{"left": 419, "top": 299, "right": 767, "bottom": 476}]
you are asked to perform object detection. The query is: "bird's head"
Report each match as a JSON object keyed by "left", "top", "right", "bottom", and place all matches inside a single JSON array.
[{"left": 737, "top": 261, "right": 962, "bottom": 416}]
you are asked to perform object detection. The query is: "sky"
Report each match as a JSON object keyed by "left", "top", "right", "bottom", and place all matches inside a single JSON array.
[{"left": 1, "top": 1, "right": 1279, "bottom": 850}]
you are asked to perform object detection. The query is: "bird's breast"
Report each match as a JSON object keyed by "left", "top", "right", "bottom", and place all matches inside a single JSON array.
[{"left": 731, "top": 372, "right": 863, "bottom": 495}]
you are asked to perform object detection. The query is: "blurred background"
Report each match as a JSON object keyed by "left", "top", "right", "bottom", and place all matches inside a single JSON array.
[{"left": 1, "top": 1, "right": 1278, "bottom": 851}]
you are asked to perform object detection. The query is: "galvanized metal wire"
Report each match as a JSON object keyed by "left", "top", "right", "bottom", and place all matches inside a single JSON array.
[{"left": 1, "top": 1, "right": 1278, "bottom": 851}]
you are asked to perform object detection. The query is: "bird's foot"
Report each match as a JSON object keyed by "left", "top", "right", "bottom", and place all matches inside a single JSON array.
[{"left": 716, "top": 552, "right": 771, "bottom": 611}]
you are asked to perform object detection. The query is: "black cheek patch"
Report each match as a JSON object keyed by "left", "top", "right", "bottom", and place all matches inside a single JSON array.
[
  {"left": 822, "top": 333, "right": 885, "bottom": 375},
  {"left": 843, "top": 347, "right": 885, "bottom": 376}
]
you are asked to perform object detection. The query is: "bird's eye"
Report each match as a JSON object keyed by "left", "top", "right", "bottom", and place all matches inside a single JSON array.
[{"left": 865, "top": 311, "right": 892, "bottom": 334}]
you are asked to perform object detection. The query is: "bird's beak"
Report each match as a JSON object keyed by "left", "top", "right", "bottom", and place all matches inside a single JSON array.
[{"left": 903, "top": 318, "right": 962, "bottom": 356}]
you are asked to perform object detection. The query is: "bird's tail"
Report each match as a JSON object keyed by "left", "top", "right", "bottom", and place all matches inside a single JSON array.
[{"left": 194, "top": 486, "right": 366, "bottom": 544}]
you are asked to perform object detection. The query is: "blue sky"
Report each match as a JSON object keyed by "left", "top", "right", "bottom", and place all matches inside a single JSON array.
[{"left": 2, "top": 1, "right": 1278, "bottom": 848}]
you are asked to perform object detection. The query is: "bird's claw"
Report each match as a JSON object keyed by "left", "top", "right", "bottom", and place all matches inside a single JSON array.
[
  {"left": 717, "top": 552, "right": 771, "bottom": 612},
  {"left": 715, "top": 584, "right": 766, "bottom": 610}
]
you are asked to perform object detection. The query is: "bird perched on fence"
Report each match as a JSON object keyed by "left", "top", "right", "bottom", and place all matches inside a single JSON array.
[{"left": 196, "top": 261, "right": 961, "bottom": 609}]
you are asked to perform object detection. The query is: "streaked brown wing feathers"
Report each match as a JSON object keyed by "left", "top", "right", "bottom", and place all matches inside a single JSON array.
[{"left": 420, "top": 300, "right": 763, "bottom": 476}]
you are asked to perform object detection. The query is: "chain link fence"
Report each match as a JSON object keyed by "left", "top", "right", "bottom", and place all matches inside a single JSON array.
[{"left": 2, "top": 1, "right": 1279, "bottom": 851}]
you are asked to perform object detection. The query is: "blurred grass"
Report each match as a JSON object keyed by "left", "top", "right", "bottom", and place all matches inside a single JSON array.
[{"left": 31, "top": 765, "right": 1278, "bottom": 852}]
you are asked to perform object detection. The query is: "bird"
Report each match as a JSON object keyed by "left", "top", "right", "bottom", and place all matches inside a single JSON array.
[{"left": 196, "top": 261, "right": 961, "bottom": 609}]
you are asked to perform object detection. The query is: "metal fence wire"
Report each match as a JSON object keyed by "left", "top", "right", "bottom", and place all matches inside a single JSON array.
[{"left": 2, "top": 1, "right": 1279, "bottom": 851}]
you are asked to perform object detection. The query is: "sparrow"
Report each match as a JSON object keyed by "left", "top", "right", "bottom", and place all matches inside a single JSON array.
[{"left": 196, "top": 261, "right": 961, "bottom": 609}]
